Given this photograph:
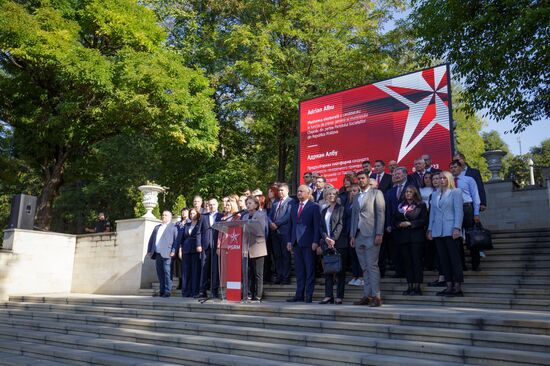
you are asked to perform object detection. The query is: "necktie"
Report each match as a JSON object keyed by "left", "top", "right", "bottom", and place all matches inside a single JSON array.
[
  {"left": 454, "top": 177, "right": 458, "bottom": 188},
  {"left": 275, "top": 199, "right": 283, "bottom": 219},
  {"left": 297, "top": 203, "right": 304, "bottom": 218},
  {"left": 397, "top": 185, "right": 403, "bottom": 199},
  {"left": 377, "top": 174, "right": 381, "bottom": 184}
]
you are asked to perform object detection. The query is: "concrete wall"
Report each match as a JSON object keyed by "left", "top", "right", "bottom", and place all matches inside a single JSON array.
[
  {"left": 0, "top": 229, "right": 76, "bottom": 301},
  {"left": 71, "top": 218, "right": 159, "bottom": 294},
  {"left": 481, "top": 179, "right": 550, "bottom": 231},
  {"left": 0, "top": 218, "right": 159, "bottom": 300}
]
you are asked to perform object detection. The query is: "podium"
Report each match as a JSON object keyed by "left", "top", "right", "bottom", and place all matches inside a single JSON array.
[{"left": 212, "top": 219, "right": 264, "bottom": 302}]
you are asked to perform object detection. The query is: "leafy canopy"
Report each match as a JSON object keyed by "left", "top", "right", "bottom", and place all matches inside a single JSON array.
[{"left": 411, "top": 0, "right": 549, "bottom": 132}]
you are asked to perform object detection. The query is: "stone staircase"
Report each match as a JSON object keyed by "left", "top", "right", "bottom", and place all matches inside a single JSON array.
[
  {"left": 1, "top": 294, "right": 549, "bottom": 365},
  {"left": 0, "top": 228, "right": 548, "bottom": 365}
]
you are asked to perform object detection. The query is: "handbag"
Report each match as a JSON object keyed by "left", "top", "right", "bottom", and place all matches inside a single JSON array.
[
  {"left": 322, "top": 250, "right": 342, "bottom": 274},
  {"left": 467, "top": 222, "right": 493, "bottom": 250}
]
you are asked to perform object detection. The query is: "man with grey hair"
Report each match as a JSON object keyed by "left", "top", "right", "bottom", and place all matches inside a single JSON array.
[{"left": 350, "top": 171, "right": 385, "bottom": 307}]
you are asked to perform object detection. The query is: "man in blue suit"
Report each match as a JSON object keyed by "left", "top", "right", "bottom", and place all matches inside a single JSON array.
[
  {"left": 286, "top": 185, "right": 320, "bottom": 303},
  {"left": 385, "top": 167, "right": 414, "bottom": 278},
  {"left": 269, "top": 183, "right": 294, "bottom": 285},
  {"left": 198, "top": 198, "right": 223, "bottom": 298},
  {"left": 147, "top": 210, "right": 179, "bottom": 297}
]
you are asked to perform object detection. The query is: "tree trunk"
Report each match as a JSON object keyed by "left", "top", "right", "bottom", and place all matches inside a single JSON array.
[{"left": 35, "top": 151, "right": 68, "bottom": 231}]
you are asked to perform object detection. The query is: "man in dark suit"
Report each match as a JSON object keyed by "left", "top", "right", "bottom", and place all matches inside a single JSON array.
[
  {"left": 286, "top": 185, "right": 320, "bottom": 303},
  {"left": 147, "top": 210, "right": 179, "bottom": 297},
  {"left": 269, "top": 183, "right": 294, "bottom": 284},
  {"left": 423, "top": 154, "right": 442, "bottom": 174},
  {"left": 385, "top": 167, "right": 414, "bottom": 278},
  {"left": 408, "top": 157, "right": 427, "bottom": 189},
  {"left": 313, "top": 176, "right": 326, "bottom": 203},
  {"left": 370, "top": 160, "right": 392, "bottom": 193},
  {"left": 454, "top": 152, "right": 487, "bottom": 211},
  {"left": 198, "top": 198, "right": 223, "bottom": 298}
]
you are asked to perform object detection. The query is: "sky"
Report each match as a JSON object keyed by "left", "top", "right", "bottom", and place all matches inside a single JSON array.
[{"left": 382, "top": 8, "right": 549, "bottom": 156}]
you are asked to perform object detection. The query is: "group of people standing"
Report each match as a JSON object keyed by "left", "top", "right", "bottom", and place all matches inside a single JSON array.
[{"left": 146, "top": 151, "right": 486, "bottom": 305}]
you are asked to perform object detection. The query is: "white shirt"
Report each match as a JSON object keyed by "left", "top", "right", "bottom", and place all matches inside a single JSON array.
[
  {"left": 358, "top": 187, "right": 370, "bottom": 205},
  {"left": 324, "top": 207, "right": 333, "bottom": 236},
  {"left": 155, "top": 223, "right": 168, "bottom": 252},
  {"left": 209, "top": 212, "right": 216, "bottom": 226}
]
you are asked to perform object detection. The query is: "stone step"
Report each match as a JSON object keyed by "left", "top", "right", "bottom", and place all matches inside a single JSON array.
[
  {"left": 262, "top": 284, "right": 550, "bottom": 298},
  {"left": 0, "top": 350, "right": 72, "bottom": 366},
  {"left": 0, "top": 324, "right": 466, "bottom": 366},
  {"left": 2, "top": 305, "right": 549, "bottom": 354},
  {"left": 9, "top": 296, "right": 550, "bottom": 336},
  {"left": 0, "top": 339, "right": 171, "bottom": 366},
  {"left": 2, "top": 305, "right": 550, "bottom": 366},
  {"left": 0, "top": 326, "right": 308, "bottom": 366}
]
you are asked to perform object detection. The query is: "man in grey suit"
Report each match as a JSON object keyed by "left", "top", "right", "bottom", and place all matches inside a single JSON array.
[
  {"left": 350, "top": 171, "right": 386, "bottom": 307},
  {"left": 147, "top": 210, "right": 179, "bottom": 297}
]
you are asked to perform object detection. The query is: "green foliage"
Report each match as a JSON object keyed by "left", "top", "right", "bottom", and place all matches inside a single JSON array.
[
  {"left": 171, "top": 194, "right": 188, "bottom": 215},
  {"left": 150, "top": 0, "right": 420, "bottom": 186},
  {"left": 0, "top": 0, "right": 219, "bottom": 228},
  {"left": 411, "top": 0, "right": 549, "bottom": 132},
  {"left": 452, "top": 91, "right": 489, "bottom": 179}
]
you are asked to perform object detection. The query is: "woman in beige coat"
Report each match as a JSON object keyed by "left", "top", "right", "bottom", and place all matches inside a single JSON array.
[{"left": 241, "top": 195, "right": 268, "bottom": 301}]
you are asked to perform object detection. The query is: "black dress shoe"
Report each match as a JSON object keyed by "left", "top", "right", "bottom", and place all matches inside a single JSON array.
[
  {"left": 252, "top": 297, "right": 262, "bottom": 302},
  {"left": 162, "top": 293, "right": 171, "bottom": 298},
  {"left": 152, "top": 292, "right": 162, "bottom": 297},
  {"left": 453, "top": 290, "right": 464, "bottom": 297},
  {"left": 319, "top": 297, "right": 334, "bottom": 304},
  {"left": 335, "top": 299, "right": 343, "bottom": 305},
  {"left": 305, "top": 296, "right": 313, "bottom": 303},
  {"left": 402, "top": 287, "right": 413, "bottom": 296},
  {"left": 273, "top": 279, "right": 282, "bottom": 285},
  {"left": 412, "top": 288, "right": 422, "bottom": 296},
  {"left": 353, "top": 296, "right": 372, "bottom": 305},
  {"left": 286, "top": 297, "right": 304, "bottom": 302}
]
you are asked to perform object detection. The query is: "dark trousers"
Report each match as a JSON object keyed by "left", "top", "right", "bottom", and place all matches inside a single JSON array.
[
  {"left": 435, "top": 236, "right": 464, "bottom": 283},
  {"left": 294, "top": 245, "right": 316, "bottom": 299},
  {"left": 272, "top": 232, "right": 291, "bottom": 282},
  {"left": 155, "top": 254, "right": 172, "bottom": 295},
  {"left": 181, "top": 252, "right": 201, "bottom": 296},
  {"left": 378, "top": 233, "right": 390, "bottom": 277},
  {"left": 200, "top": 248, "right": 219, "bottom": 296},
  {"left": 248, "top": 256, "right": 265, "bottom": 299},
  {"left": 424, "top": 239, "right": 438, "bottom": 271},
  {"left": 401, "top": 242, "right": 424, "bottom": 284},
  {"left": 390, "top": 233, "right": 404, "bottom": 276},
  {"left": 462, "top": 203, "right": 480, "bottom": 270},
  {"left": 324, "top": 247, "right": 350, "bottom": 299},
  {"left": 264, "top": 233, "right": 274, "bottom": 282},
  {"left": 350, "top": 246, "right": 362, "bottom": 277}
]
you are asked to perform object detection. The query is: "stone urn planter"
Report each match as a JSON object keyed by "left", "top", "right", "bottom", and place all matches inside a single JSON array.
[
  {"left": 482, "top": 150, "right": 507, "bottom": 182},
  {"left": 138, "top": 184, "right": 165, "bottom": 218}
]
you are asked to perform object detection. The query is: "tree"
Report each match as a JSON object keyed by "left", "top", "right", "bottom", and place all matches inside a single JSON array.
[
  {"left": 0, "top": 0, "right": 218, "bottom": 229},
  {"left": 452, "top": 91, "right": 489, "bottom": 179},
  {"left": 411, "top": 0, "right": 549, "bottom": 132},
  {"left": 151, "top": 0, "right": 420, "bottom": 188}
]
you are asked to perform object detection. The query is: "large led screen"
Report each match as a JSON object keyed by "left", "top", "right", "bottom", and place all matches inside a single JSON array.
[{"left": 299, "top": 65, "right": 453, "bottom": 186}]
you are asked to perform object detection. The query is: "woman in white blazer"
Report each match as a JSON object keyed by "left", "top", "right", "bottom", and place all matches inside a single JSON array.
[{"left": 427, "top": 171, "right": 464, "bottom": 297}]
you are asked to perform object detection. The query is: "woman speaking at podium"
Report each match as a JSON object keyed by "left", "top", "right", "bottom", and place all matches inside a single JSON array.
[{"left": 241, "top": 196, "right": 268, "bottom": 302}]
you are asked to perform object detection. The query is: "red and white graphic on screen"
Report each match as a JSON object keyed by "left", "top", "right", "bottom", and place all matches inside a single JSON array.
[
  {"left": 299, "top": 65, "right": 452, "bottom": 186},
  {"left": 374, "top": 67, "right": 449, "bottom": 162}
]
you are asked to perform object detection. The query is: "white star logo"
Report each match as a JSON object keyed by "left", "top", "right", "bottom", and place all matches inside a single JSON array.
[
  {"left": 374, "top": 65, "right": 450, "bottom": 162},
  {"left": 228, "top": 229, "right": 240, "bottom": 243}
]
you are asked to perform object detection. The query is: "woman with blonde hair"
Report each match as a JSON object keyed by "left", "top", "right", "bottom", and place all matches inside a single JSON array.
[{"left": 427, "top": 170, "right": 464, "bottom": 297}]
